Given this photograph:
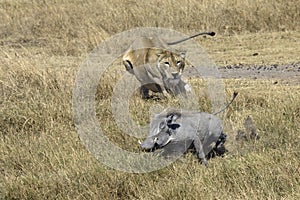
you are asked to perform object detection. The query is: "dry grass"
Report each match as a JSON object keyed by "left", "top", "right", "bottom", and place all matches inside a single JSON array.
[
  {"left": 1, "top": 0, "right": 300, "bottom": 199},
  {"left": 202, "top": 31, "right": 300, "bottom": 65}
]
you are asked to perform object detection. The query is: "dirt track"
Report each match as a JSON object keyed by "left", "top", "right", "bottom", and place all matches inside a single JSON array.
[
  {"left": 186, "top": 62, "right": 300, "bottom": 84},
  {"left": 219, "top": 62, "right": 300, "bottom": 80}
]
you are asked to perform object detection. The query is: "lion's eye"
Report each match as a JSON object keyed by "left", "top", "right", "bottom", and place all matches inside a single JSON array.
[
  {"left": 176, "top": 61, "right": 182, "bottom": 66},
  {"left": 164, "top": 62, "right": 170, "bottom": 67}
]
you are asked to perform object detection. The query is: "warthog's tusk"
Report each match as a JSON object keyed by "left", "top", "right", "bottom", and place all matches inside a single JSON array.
[
  {"left": 184, "top": 84, "right": 192, "bottom": 92},
  {"left": 162, "top": 136, "right": 175, "bottom": 146},
  {"left": 138, "top": 140, "right": 142, "bottom": 145}
]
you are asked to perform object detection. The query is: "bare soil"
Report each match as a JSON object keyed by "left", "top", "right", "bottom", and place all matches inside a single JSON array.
[
  {"left": 219, "top": 62, "right": 300, "bottom": 80},
  {"left": 185, "top": 62, "right": 300, "bottom": 84}
]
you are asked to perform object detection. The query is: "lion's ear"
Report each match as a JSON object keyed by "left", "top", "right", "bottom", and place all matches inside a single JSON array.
[
  {"left": 156, "top": 49, "right": 166, "bottom": 58},
  {"left": 180, "top": 51, "right": 186, "bottom": 59},
  {"left": 123, "top": 60, "right": 134, "bottom": 74}
]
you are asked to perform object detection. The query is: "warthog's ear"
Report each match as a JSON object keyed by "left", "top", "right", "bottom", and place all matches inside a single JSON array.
[
  {"left": 123, "top": 60, "right": 133, "bottom": 72},
  {"left": 166, "top": 113, "right": 181, "bottom": 124}
]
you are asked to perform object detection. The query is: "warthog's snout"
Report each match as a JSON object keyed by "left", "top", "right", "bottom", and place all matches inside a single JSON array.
[{"left": 140, "top": 120, "right": 179, "bottom": 151}]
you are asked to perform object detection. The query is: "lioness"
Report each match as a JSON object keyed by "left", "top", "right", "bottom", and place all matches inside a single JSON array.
[{"left": 122, "top": 31, "right": 215, "bottom": 98}]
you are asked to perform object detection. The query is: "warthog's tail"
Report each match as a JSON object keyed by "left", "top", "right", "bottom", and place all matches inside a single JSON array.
[
  {"left": 167, "top": 32, "right": 215, "bottom": 45},
  {"left": 213, "top": 92, "right": 238, "bottom": 115}
]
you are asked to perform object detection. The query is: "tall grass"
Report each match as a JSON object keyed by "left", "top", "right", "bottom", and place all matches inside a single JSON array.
[
  {"left": 1, "top": 62, "right": 299, "bottom": 199},
  {"left": 1, "top": 0, "right": 299, "bottom": 56}
]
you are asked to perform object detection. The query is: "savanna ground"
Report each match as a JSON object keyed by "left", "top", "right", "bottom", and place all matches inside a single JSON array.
[{"left": 0, "top": 0, "right": 299, "bottom": 199}]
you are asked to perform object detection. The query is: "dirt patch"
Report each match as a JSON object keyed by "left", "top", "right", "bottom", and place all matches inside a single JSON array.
[
  {"left": 185, "top": 62, "right": 300, "bottom": 84},
  {"left": 219, "top": 62, "right": 300, "bottom": 84}
]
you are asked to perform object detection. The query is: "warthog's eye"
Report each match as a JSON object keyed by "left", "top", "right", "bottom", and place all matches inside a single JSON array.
[
  {"left": 159, "top": 121, "right": 167, "bottom": 130},
  {"left": 164, "top": 62, "right": 170, "bottom": 67}
]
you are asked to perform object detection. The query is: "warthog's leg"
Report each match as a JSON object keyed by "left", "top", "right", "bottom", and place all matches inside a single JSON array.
[
  {"left": 193, "top": 137, "right": 208, "bottom": 166},
  {"left": 215, "top": 132, "right": 227, "bottom": 148},
  {"left": 206, "top": 132, "right": 228, "bottom": 159}
]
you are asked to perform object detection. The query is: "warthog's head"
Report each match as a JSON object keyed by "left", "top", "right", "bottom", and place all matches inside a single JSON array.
[{"left": 140, "top": 115, "right": 181, "bottom": 151}]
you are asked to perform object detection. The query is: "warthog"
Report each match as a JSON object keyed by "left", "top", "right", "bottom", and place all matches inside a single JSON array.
[{"left": 140, "top": 92, "right": 238, "bottom": 165}]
